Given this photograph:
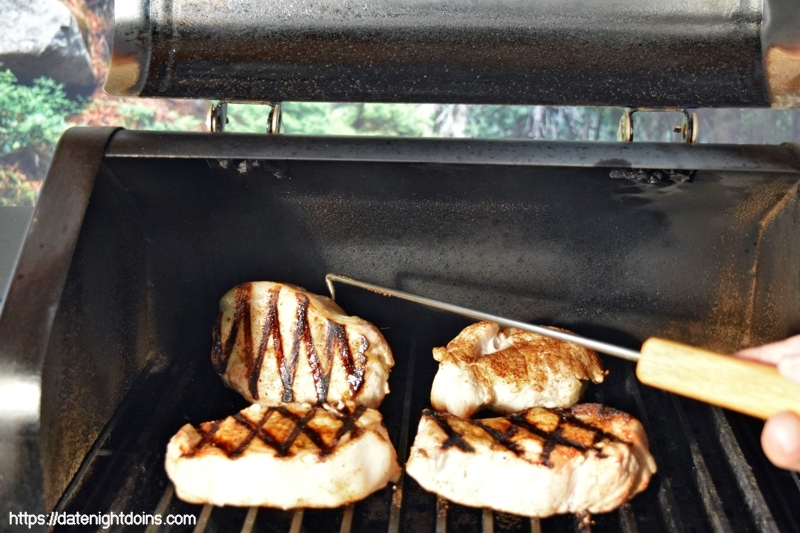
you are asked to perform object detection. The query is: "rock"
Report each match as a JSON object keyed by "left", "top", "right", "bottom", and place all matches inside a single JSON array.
[{"left": 0, "top": 0, "right": 95, "bottom": 89}]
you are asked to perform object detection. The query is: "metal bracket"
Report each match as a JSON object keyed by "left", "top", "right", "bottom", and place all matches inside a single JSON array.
[
  {"left": 207, "top": 101, "right": 282, "bottom": 134},
  {"left": 207, "top": 102, "right": 229, "bottom": 132},
  {"left": 268, "top": 103, "right": 283, "bottom": 135},
  {"left": 618, "top": 108, "right": 698, "bottom": 144}
]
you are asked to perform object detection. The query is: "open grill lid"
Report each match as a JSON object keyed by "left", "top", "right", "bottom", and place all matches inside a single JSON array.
[{"left": 107, "top": 0, "right": 800, "bottom": 108}]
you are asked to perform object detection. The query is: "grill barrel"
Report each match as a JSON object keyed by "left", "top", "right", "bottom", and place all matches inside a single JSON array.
[
  {"left": 2, "top": 129, "right": 800, "bottom": 531},
  {"left": 107, "top": 0, "right": 800, "bottom": 107}
]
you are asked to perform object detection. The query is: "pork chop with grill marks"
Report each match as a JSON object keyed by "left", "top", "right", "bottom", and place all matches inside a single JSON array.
[
  {"left": 430, "top": 322, "right": 605, "bottom": 417},
  {"left": 212, "top": 282, "right": 394, "bottom": 408},
  {"left": 405, "top": 404, "right": 656, "bottom": 517},
  {"left": 166, "top": 401, "right": 401, "bottom": 508}
]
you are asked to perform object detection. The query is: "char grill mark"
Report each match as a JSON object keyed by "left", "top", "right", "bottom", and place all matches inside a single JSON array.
[
  {"left": 505, "top": 414, "right": 584, "bottom": 467},
  {"left": 559, "top": 411, "right": 620, "bottom": 446},
  {"left": 187, "top": 420, "right": 223, "bottom": 457},
  {"left": 507, "top": 410, "right": 620, "bottom": 467},
  {"left": 328, "top": 321, "right": 368, "bottom": 396},
  {"left": 472, "top": 420, "right": 523, "bottom": 456},
  {"left": 212, "top": 283, "right": 254, "bottom": 375},
  {"left": 253, "top": 288, "right": 282, "bottom": 400},
  {"left": 426, "top": 410, "right": 476, "bottom": 453},
  {"left": 333, "top": 404, "right": 368, "bottom": 443},
  {"left": 281, "top": 294, "right": 310, "bottom": 402},
  {"left": 184, "top": 405, "right": 369, "bottom": 459},
  {"left": 228, "top": 410, "right": 271, "bottom": 457},
  {"left": 291, "top": 293, "right": 330, "bottom": 404},
  {"left": 218, "top": 284, "right": 377, "bottom": 404},
  {"left": 284, "top": 294, "right": 370, "bottom": 403},
  {"left": 427, "top": 408, "right": 622, "bottom": 468},
  {"left": 233, "top": 410, "right": 283, "bottom": 453},
  {"left": 276, "top": 405, "right": 329, "bottom": 453}
]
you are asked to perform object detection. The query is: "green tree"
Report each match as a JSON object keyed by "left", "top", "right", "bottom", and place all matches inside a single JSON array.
[
  {"left": 0, "top": 67, "right": 85, "bottom": 205},
  {"left": 225, "top": 102, "right": 436, "bottom": 136},
  {"left": 0, "top": 68, "right": 82, "bottom": 157}
]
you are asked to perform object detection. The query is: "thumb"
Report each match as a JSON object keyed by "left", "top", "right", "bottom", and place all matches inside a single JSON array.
[
  {"left": 777, "top": 355, "right": 800, "bottom": 386},
  {"left": 762, "top": 412, "right": 800, "bottom": 471}
]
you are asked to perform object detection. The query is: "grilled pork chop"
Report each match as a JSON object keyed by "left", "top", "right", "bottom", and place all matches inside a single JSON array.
[
  {"left": 430, "top": 322, "right": 605, "bottom": 417},
  {"left": 405, "top": 404, "right": 656, "bottom": 517},
  {"left": 166, "top": 401, "right": 401, "bottom": 508},
  {"left": 212, "top": 282, "right": 394, "bottom": 408}
]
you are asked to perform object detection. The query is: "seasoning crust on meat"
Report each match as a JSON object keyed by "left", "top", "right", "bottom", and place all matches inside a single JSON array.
[
  {"left": 431, "top": 321, "right": 605, "bottom": 417},
  {"left": 405, "top": 404, "right": 656, "bottom": 517},
  {"left": 212, "top": 282, "right": 394, "bottom": 408},
  {"left": 166, "top": 401, "right": 401, "bottom": 508}
]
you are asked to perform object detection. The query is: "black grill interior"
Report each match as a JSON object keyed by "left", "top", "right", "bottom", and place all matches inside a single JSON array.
[{"left": 45, "top": 148, "right": 800, "bottom": 532}]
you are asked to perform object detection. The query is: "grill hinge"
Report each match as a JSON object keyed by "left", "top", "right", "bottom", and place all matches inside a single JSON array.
[
  {"left": 618, "top": 108, "right": 698, "bottom": 143},
  {"left": 207, "top": 101, "right": 283, "bottom": 134}
]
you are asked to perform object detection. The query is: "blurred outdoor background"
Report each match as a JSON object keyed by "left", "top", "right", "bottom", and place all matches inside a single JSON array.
[{"left": 3, "top": 0, "right": 800, "bottom": 207}]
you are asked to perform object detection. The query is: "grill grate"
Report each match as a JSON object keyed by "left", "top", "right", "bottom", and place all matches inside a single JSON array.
[{"left": 54, "top": 290, "right": 800, "bottom": 533}]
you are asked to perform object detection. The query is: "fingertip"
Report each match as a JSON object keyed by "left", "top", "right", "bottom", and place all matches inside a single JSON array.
[
  {"left": 733, "top": 346, "right": 780, "bottom": 365},
  {"left": 762, "top": 412, "right": 800, "bottom": 472},
  {"left": 734, "top": 334, "right": 800, "bottom": 365},
  {"left": 777, "top": 355, "right": 800, "bottom": 385}
]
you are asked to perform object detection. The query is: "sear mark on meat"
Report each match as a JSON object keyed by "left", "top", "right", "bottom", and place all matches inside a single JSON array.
[
  {"left": 212, "top": 282, "right": 393, "bottom": 408},
  {"left": 405, "top": 404, "right": 657, "bottom": 517},
  {"left": 166, "top": 401, "right": 401, "bottom": 508}
]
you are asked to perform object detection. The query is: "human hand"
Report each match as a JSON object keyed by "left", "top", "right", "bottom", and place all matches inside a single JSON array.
[{"left": 734, "top": 335, "right": 800, "bottom": 471}]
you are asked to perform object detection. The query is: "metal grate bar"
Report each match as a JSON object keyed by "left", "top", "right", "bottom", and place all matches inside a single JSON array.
[
  {"left": 624, "top": 366, "right": 683, "bottom": 533},
  {"left": 482, "top": 509, "right": 494, "bottom": 533},
  {"left": 240, "top": 507, "right": 258, "bottom": 533},
  {"left": 289, "top": 509, "right": 304, "bottom": 533},
  {"left": 618, "top": 504, "right": 638, "bottom": 533},
  {"left": 711, "top": 407, "right": 780, "bottom": 533},
  {"left": 144, "top": 484, "right": 174, "bottom": 533},
  {"left": 387, "top": 484, "right": 404, "bottom": 533},
  {"left": 192, "top": 504, "right": 213, "bottom": 533},
  {"left": 436, "top": 496, "right": 448, "bottom": 533},
  {"left": 340, "top": 504, "right": 355, "bottom": 533},
  {"left": 656, "top": 480, "right": 683, "bottom": 533},
  {"left": 671, "top": 395, "right": 733, "bottom": 533},
  {"left": 387, "top": 341, "right": 419, "bottom": 533}
]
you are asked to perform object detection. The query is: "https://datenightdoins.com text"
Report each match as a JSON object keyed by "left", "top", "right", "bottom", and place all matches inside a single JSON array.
[{"left": 8, "top": 511, "right": 197, "bottom": 529}]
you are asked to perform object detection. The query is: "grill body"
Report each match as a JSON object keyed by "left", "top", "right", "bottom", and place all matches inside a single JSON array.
[
  {"left": 108, "top": 0, "right": 800, "bottom": 107},
  {"left": 2, "top": 129, "right": 800, "bottom": 531}
]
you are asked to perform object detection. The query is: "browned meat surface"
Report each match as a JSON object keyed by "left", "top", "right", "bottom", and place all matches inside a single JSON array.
[
  {"left": 166, "top": 401, "right": 401, "bottom": 508},
  {"left": 212, "top": 282, "right": 394, "bottom": 408},
  {"left": 406, "top": 404, "right": 656, "bottom": 517},
  {"left": 431, "top": 321, "right": 605, "bottom": 417}
]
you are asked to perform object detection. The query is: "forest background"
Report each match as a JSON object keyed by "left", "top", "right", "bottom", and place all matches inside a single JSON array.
[{"left": 3, "top": 0, "right": 800, "bottom": 206}]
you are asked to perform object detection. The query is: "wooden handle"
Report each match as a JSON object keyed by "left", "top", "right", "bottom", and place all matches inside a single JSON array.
[{"left": 637, "top": 338, "right": 800, "bottom": 419}]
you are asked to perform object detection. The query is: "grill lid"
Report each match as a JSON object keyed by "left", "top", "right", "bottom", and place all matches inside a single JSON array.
[{"left": 107, "top": 0, "right": 800, "bottom": 108}]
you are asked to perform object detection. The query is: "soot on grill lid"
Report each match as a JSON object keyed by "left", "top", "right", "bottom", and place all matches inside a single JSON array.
[{"left": 106, "top": 0, "right": 800, "bottom": 107}]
